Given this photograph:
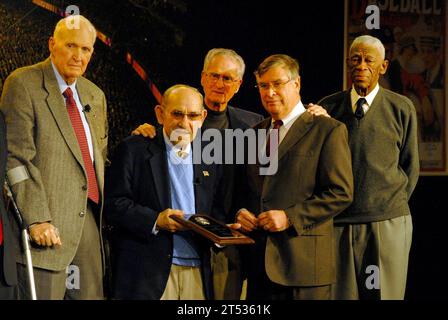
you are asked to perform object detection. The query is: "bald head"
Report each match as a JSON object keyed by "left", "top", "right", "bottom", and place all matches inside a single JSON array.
[
  {"left": 162, "top": 84, "right": 204, "bottom": 108},
  {"left": 53, "top": 15, "right": 97, "bottom": 44},
  {"left": 49, "top": 15, "right": 96, "bottom": 84},
  {"left": 155, "top": 84, "right": 206, "bottom": 144}
]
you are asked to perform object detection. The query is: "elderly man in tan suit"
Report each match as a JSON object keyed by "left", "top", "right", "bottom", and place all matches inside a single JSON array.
[
  {"left": 236, "top": 54, "right": 353, "bottom": 300},
  {"left": 0, "top": 15, "right": 107, "bottom": 299}
]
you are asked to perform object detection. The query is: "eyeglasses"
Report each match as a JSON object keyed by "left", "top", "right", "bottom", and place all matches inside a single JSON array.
[
  {"left": 206, "top": 72, "right": 239, "bottom": 85},
  {"left": 256, "top": 78, "right": 293, "bottom": 91},
  {"left": 170, "top": 110, "right": 203, "bottom": 121}
]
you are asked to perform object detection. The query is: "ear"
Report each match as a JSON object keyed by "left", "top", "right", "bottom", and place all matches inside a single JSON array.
[
  {"left": 48, "top": 37, "right": 55, "bottom": 54},
  {"left": 345, "top": 57, "right": 350, "bottom": 68},
  {"left": 154, "top": 105, "right": 164, "bottom": 125},
  {"left": 234, "top": 79, "right": 243, "bottom": 93},
  {"left": 294, "top": 76, "right": 301, "bottom": 91},
  {"left": 379, "top": 59, "right": 389, "bottom": 75}
]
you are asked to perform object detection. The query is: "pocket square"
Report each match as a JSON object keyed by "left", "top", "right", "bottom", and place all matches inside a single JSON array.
[{"left": 202, "top": 171, "right": 209, "bottom": 177}]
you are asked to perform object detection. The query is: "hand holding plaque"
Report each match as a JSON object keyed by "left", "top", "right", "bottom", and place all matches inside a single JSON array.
[{"left": 171, "top": 214, "right": 254, "bottom": 245}]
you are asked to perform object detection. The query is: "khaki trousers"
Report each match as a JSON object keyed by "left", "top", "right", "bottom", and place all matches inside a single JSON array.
[
  {"left": 160, "top": 264, "right": 205, "bottom": 300},
  {"left": 332, "top": 215, "right": 413, "bottom": 300}
]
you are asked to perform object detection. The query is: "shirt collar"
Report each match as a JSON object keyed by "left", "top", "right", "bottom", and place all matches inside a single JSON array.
[
  {"left": 351, "top": 83, "right": 380, "bottom": 108},
  {"left": 51, "top": 61, "right": 77, "bottom": 95},
  {"left": 163, "top": 129, "right": 192, "bottom": 157},
  {"left": 273, "top": 100, "right": 306, "bottom": 128}
]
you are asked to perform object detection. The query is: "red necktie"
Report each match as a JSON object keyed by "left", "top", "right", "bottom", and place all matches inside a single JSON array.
[
  {"left": 63, "top": 87, "right": 100, "bottom": 204},
  {"left": 266, "top": 120, "right": 283, "bottom": 157}
]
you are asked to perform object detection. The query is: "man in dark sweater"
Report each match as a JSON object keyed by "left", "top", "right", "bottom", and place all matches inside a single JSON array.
[
  {"left": 318, "top": 35, "right": 419, "bottom": 300},
  {"left": 132, "top": 48, "right": 263, "bottom": 299}
]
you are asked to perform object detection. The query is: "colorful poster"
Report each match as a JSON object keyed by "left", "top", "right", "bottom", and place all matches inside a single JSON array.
[{"left": 345, "top": 0, "right": 447, "bottom": 175}]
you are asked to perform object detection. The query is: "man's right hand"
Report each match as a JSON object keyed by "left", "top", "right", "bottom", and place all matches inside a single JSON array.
[
  {"left": 132, "top": 123, "right": 156, "bottom": 138},
  {"left": 156, "top": 209, "right": 187, "bottom": 232},
  {"left": 306, "top": 103, "right": 330, "bottom": 118},
  {"left": 235, "top": 208, "right": 258, "bottom": 233},
  {"left": 29, "top": 222, "right": 62, "bottom": 247}
]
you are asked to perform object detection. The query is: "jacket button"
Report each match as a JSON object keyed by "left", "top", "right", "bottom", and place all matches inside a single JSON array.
[
  {"left": 82, "top": 185, "right": 88, "bottom": 191},
  {"left": 79, "top": 211, "right": 86, "bottom": 217}
]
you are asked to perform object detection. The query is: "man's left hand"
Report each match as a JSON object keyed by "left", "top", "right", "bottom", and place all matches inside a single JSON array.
[{"left": 258, "top": 210, "right": 291, "bottom": 232}]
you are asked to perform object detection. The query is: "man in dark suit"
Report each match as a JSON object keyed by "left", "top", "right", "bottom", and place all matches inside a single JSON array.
[
  {"left": 0, "top": 112, "right": 18, "bottom": 299},
  {"left": 132, "top": 48, "right": 263, "bottom": 299},
  {"left": 0, "top": 15, "right": 107, "bottom": 299},
  {"left": 318, "top": 35, "right": 419, "bottom": 299},
  {"left": 236, "top": 54, "right": 354, "bottom": 300},
  {"left": 105, "top": 84, "right": 226, "bottom": 299}
]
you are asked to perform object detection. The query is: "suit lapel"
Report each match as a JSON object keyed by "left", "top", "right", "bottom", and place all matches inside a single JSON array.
[
  {"left": 228, "top": 106, "right": 249, "bottom": 129},
  {"left": 42, "top": 59, "right": 84, "bottom": 167},
  {"left": 277, "top": 112, "right": 314, "bottom": 161},
  {"left": 147, "top": 132, "right": 171, "bottom": 209},
  {"left": 192, "top": 136, "right": 208, "bottom": 214}
]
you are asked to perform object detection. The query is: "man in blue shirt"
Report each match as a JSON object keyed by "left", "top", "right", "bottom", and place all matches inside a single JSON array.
[{"left": 105, "top": 84, "right": 226, "bottom": 299}]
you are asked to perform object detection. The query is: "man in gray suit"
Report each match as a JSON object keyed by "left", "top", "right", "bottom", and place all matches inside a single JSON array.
[
  {"left": 236, "top": 54, "right": 354, "bottom": 300},
  {"left": 0, "top": 15, "right": 107, "bottom": 299},
  {"left": 318, "top": 35, "right": 419, "bottom": 299}
]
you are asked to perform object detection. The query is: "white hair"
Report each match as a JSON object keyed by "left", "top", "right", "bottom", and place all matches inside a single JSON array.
[
  {"left": 350, "top": 35, "right": 385, "bottom": 60},
  {"left": 203, "top": 48, "right": 245, "bottom": 79}
]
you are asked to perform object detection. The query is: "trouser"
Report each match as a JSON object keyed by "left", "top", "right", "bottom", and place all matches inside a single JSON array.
[
  {"left": 211, "top": 246, "right": 246, "bottom": 300},
  {"left": 160, "top": 264, "right": 205, "bottom": 300},
  {"left": 332, "top": 215, "right": 413, "bottom": 300},
  {"left": 17, "top": 203, "right": 103, "bottom": 300}
]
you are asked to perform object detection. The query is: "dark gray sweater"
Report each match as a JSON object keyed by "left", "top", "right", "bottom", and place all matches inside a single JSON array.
[{"left": 318, "top": 87, "right": 419, "bottom": 223}]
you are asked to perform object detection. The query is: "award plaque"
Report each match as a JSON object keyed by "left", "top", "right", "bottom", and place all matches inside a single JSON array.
[{"left": 171, "top": 214, "right": 254, "bottom": 245}]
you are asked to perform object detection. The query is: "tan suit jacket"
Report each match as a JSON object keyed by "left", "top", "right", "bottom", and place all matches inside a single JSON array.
[
  {"left": 0, "top": 58, "right": 107, "bottom": 271},
  {"left": 246, "top": 112, "right": 353, "bottom": 286}
]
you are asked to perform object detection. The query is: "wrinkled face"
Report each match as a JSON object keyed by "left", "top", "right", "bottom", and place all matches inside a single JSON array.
[
  {"left": 49, "top": 23, "right": 95, "bottom": 84},
  {"left": 256, "top": 65, "right": 300, "bottom": 120},
  {"left": 348, "top": 43, "right": 388, "bottom": 96},
  {"left": 155, "top": 89, "right": 207, "bottom": 145},
  {"left": 200, "top": 55, "right": 242, "bottom": 111}
]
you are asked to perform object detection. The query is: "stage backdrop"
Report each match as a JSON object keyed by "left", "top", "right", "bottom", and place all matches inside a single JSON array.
[{"left": 344, "top": 0, "right": 447, "bottom": 175}]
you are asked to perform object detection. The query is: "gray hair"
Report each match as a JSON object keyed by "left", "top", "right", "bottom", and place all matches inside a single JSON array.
[
  {"left": 203, "top": 48, "right": 246, "bottom": 79},
  {"left": 254, "top": 54, "right": 300, "bottom": 79},
  {"left": 350, "top": 35, "right": 385, "bottom": 60},
  {"left": 54, "top": 15, "right": 97, "bottom": 44}
]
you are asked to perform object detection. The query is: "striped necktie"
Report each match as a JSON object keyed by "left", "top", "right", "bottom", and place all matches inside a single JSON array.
[{"left": 63, "top": 87, "right": 99, "bottom": 204}]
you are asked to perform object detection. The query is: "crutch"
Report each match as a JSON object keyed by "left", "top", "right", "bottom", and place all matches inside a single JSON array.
[{"left": 4, "top": 179, "right": 37, "bottom": 300}]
